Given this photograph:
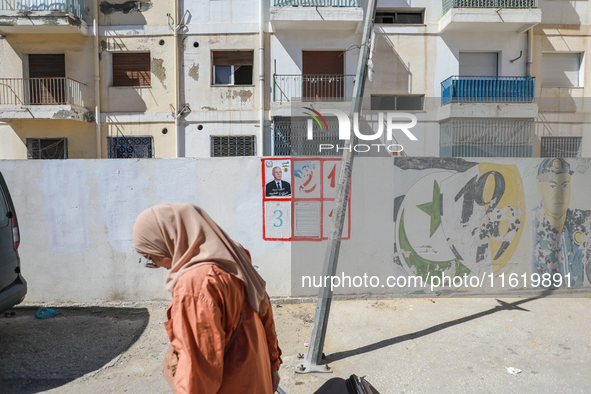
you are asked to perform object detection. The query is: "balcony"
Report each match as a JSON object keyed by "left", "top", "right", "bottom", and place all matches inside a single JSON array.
[
  {"left": 442, "top": 76, "right": 535, "bottom": 104},
  {"left": 439, "top": 0, "right": 541, "bottom": 33},
  {"left": 270, "top": 0, "right": 363, "bottom": 30},
  {"left": 273, "top": 74, "right": 355, "bottom": 102},
  {"left": 439, "top": 76, "right": 537, "bottom": 119},
  {"left": 0, "top": 78, "right": 91, "bottom": 122},
  {"left": 0, "top": 0, "right": 87, "bottom": 35}
]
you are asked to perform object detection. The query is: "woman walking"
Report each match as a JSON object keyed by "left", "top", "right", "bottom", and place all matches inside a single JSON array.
[{"left": 132, "top": 203, "right": 282, "bottom": 393}]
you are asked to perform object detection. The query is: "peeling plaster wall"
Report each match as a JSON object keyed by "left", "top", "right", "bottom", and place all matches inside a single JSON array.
[
  {"left": 99, "top": 0, "right": 170, "bottom": 26},
  {"left": 182, "top": 33, "right": 261, "bottom": 157},
  {"left": 0, "top": 158, "right": 290, "bottom": 302},
  {"left": 182, "top": 34, "right": 259, "bottom": 111}
]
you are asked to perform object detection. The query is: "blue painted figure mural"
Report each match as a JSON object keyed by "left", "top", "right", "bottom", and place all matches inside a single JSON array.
[{"left": 532, "top": 158, "right": 591, "bottom": 287}]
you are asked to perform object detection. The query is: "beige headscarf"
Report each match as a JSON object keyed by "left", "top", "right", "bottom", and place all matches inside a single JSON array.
[{"left": 132, "top": 203, "right": 268, "bottom": 314}]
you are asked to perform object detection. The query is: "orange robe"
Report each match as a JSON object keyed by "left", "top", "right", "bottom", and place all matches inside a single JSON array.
[{"left": 164, "top": 264, "right": 282, "bottom": 393}]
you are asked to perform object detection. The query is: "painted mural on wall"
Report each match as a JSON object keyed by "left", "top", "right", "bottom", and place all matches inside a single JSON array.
[
  {"left": 393, "top": 158, "right": 591, "bottom": 291},
  {"left": 532, "top": 158, "right": 591, "bottom": 287}
]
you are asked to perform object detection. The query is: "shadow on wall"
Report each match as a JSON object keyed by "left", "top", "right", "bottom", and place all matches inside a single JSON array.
[
  {"left": 102, "top": 84, "right": 149, "bottom": 113},
  {"left": 0, "top": 306, "right": 149, "bottom": 394},
  {"left": 99, "top": 1, "right": 151, "bottom": 25},
  {"left": 273, "top": 33, "right": 308, "bottom": 73},
  {"left": 369, "top": 34, "right": 412, "bottom": 94},
  {"left": 538, "top": 0, "right": 581, "bottom": 26}
]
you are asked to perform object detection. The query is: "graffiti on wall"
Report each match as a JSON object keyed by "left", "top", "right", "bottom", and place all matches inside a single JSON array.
[{"left": 393, "top": 157, "right": 591, "bottom": 290}]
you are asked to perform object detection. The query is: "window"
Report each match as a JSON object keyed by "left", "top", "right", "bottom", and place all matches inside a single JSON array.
[
  {"left": 375, "top": 10, "right": 424, "bottom": 24},
  {"left": 541, "top": 137, "right": 582, "bottom": 158},
  {"left": 26, "top": 138, "right": 68, "bottom": 159},
  {"left": 371, "top": 95, "right": 424, "bottom": 111},
  {"left": 273, "top": 117, "right": 340, "bottom": 156},
  {"left": 212, "top": 51, "right": 253, "bottom": 85},
  {"left": 542, "top": 53, "right": 582, "bottom": 87},
  {"left": 211, "top": 136, "right": 256, "bottom": 157},
  {"left": 112, "top": 52, "right": 151, "bottom": 87},
  {"left": 108, "top": 136, "right": 154, "bottom": 158}
]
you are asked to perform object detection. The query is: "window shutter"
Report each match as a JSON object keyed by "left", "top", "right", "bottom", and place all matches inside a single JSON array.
[
  {"left": 542, "top": 53, "right": 580, "bottom": 87},
  {"left": 302, "top": 51, "right": 344, "bottom": 75},
  {"left": 459, "top": 52, "right": 498, "bottom": 77},
  {"left": 212, "top": 51, "right": 253, "bottom": 66},
  {"left": 113, "top": 53, "right": 151, "bottom": 87}
]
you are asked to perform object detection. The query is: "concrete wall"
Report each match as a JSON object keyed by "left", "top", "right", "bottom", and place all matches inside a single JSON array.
[
  {"left": 3, "top": 156, "right": 590, "bottom": 303},
  {"left": 98, "top": 0, "right": 172, "bottom": 27},
  {"left": 0, "top": 158, "right": 290, "bottom": 302}
]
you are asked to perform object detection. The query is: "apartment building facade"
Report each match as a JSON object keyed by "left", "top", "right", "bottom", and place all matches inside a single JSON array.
[{"left": 0, "top": 0, "right": 589, "bottom": 159}]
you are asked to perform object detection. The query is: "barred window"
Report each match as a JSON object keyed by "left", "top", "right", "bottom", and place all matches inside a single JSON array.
[
  {"left": 273, "top": 116, "right": 340, "bottom": 157},
  {"left": 211, "top": 136, "right": 256, "bottom": 157},
  {"left": 541, "top": 137, "right": 581, "bottom": 158},
  {"left": 26, "top": 138, "right": 68, "bottom": 159},
  {"left": 440, "top": 118, "right": 534, "bottom": 157},
  {"left": 108, "top": 136, "right": 154, "bottom": 158}
]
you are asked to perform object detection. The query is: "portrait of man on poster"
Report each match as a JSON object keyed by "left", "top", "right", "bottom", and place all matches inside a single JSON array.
[{"left": 265, "top": 166, "right": 291, "bottom": 197}]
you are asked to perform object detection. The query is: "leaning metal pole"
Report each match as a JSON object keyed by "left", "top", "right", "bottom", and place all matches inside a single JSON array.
[{"left": 296, "top": 0, "right": 379, "bottom": 374}]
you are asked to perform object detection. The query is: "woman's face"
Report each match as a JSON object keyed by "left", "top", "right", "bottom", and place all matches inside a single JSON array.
[{"left": 144, "top": 254, "right": 173, "bottom": 269}]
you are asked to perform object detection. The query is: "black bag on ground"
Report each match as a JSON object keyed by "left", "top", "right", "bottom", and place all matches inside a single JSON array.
[{"left": 313, "top": 374, "right": 381, "bottom": 394}]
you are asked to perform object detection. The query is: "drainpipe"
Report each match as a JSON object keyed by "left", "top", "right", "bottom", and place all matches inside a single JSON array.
[
  {"left": 169, "top": 6, "right": 188, "bottom": 158},
  {"left": 94, "top": 0, "right": 101, "bottom": 158},
  {"left": 258, "top": 0, "right": 265, "bottom": 156},
  {"left": 174, "top": 0, "right": 181, "bottom": 157},
  {"left": 526, "top": 28, "right": 533, "bottom": 77}
]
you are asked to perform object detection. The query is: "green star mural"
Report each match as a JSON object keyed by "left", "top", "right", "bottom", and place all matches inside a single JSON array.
[{"left": 417, "top": 180, "right": 442, "bottom": 237}]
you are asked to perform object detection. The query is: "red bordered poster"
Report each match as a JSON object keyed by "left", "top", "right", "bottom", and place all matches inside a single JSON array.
[{"left": 262, "top": 158, "right": 351, "bottom": 241}]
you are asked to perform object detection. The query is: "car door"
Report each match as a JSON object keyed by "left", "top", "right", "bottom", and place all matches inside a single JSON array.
[{"left": 0, "top": 172, "right": 18, "bottom": 293}]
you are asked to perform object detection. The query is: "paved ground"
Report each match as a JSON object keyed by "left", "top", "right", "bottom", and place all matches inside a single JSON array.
[{"left": 1, "top": 296, "right": 590, "bottom": 393}]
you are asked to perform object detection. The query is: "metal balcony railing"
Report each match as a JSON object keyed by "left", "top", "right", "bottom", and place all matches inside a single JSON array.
[
  {"left": 273, "top": 74, "right": 356, "bottom": 102},
  {"left": 273, "top": 0, "right": 360, "bottom": 6},
  {"left": 0, "top": 78, "right": 86, "bottom": 107},
  {"left": 441, "top": 76, "right": 535, "bottom": 105},
  {"left": 0, "top": 0, "right": 85, "bottom": 21},
  {"left": 442, "top": 0, "right": 537, "bottom": 15}
]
